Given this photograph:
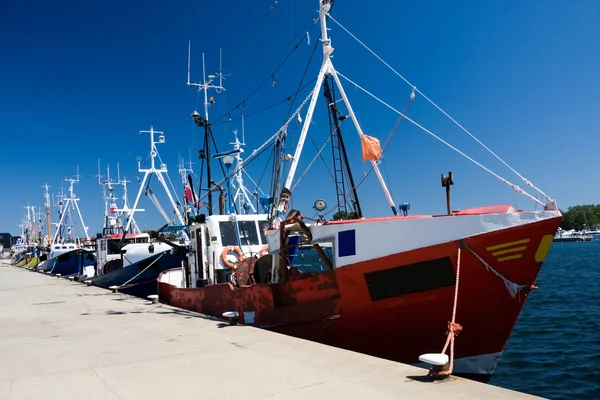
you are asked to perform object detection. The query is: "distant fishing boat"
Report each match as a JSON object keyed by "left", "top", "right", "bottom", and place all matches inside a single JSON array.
[
  {"left": 36, "top": 173, "right": 95, "bottom": 276},
  {"left": 82, "top": 126, "right": 190, "bottom": 298}
]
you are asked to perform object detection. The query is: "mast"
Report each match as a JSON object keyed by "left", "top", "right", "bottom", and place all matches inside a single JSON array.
[
  {"left": 125, "top": 126, "right": 183, "bottom": 232},
  {"left": 18, "top": 220, "right": 26, "bottom": 243},
  {"left": 99, "top": 160, "right": 141, "bottom": 234},
  {"left": 97, "top": 160, "right": 111, "bottom": 232},
  {"left": 274, "top": 0, "right": 397, "bottom": 222},
  {"left": 178, "top": 155, "right": 195, "bottom": 188},
  {"left": 32, "top": 205, "right": 43, "bottom": 243},
  {"left": 188, "top": 43, "right": 228, "bottom": 215},
  {"left": 178, "top": 154, "right": 197, "bottom": 222},
  {"left": 117, "top": 164, "right": 140, "bottom": 234},
  {"left": 52, "top": 170, "right": 90, "bottom": 244},
  {"left": 212, "top": 128, "right": 260, "bottom": 215},
  {"left": 52, "top": 187, "right": 65, "bottom": 242},
  {"left": 31, "top": 206, "right": 37, "bottom": 242},
  {"left": 323, "top": 75, "right": 362, "bottom": 218},
  {"left": 24, "top": 205, "right": 32, "bottom": 244},
  {"left": 43, "top": 183, "right": 52, "bottom": 244}
]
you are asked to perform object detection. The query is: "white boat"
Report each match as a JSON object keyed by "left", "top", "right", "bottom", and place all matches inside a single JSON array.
[{"left": 553, "top": 228, "right": 593, "bottom": 242}]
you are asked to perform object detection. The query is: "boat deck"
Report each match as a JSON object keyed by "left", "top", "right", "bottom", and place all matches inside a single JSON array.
[{"left": 0, "top": 265, "right": 544, "bottom": 400}]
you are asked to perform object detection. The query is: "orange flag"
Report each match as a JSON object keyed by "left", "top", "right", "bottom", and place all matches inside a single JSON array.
[{"left": 361, "top": 134, "right": 382, "bottom": 162}]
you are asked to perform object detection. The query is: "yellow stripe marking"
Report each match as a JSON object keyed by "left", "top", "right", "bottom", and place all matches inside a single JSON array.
[
  {"left": 497, "top": 254, "right": 523, "bottom": 262},
  {"left": 535, "top": 234, "right": 554, "bottom": 263},
  {"left": 492, "top": 246, "right": 527, "bottom": 256},
  {"left": 486, "top": 238, "right": 530, "bottom": 251}
]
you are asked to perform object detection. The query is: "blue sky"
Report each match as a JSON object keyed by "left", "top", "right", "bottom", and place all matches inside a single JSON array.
[{"left": 1, "top": 0, "right": 599, "bottom": 237}]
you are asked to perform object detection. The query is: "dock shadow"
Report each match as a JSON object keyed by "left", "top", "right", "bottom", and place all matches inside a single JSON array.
[
  {"left": 151, "top": 307, "right": 222, "bottom": 321},
  {"left": 150, "top": 306, "right": 238, "bottom": 329},
  {"left": 105, "top": 310, "right": 127, "bottom": 315},
  {"left": 75, "top": 293, "right": 233, "bottom": 328},
  {"left": 406, "top": 375, "right": 435, "bottom": 383},
  {"left": 405, "top": 375, "right": 455, "bottom": 384}
]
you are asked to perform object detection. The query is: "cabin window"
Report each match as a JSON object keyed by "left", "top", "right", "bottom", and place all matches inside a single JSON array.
[
  {"left": 107, "top": 240, "right": 123, "bottom": 255},
  {"left": 258, "top": 220, "right": 269, "bottom": 245},
  {"left": 363, "top": 257, "right": 456, "bottom": 301},
  {"left": 219, "top": 222, "right": 238, "bottom": 246},
  {"left": 238, "top": 221, "right": 260, "bottom": 246},
  {"left": 291, "top": 243, "right": 333, "bottom": 273},
  {"left": 218, "top": 221, "right": 261, "bottom": 246}
]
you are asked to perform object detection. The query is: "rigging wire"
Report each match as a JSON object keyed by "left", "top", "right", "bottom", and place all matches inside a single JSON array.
[
  {"left": 211, "top": 16, "right": 320, "bottom": 126},
  {"left": 227, "top": 2, "right": 312, "bottom": 81},
  {"left": 243, "top": 169, "right": 267, "bottom": 197},
  {"left": 254, "top": 145, "right": 275, "bottom": 198},
  {"left": 291, "top": 134, "right": 333, "bottom": 192},
  {"left": 376, "top": 89, "right": 416, "bottom": 200},
  {"left": 212, "top": 77, "right": 317, "bottom": 126},
  {"left": 335, "top": 70, "right": 546, "bottom": 207},
  {"left": 142, "top": 174, "right": 171, "bottom": 223},
  {"left": 380, "top": 160, "right": 394, "bottom": 200},
  {"left": 198, "top": 90, "right": 315, "bottom": 204},
  {"left": 382, "top": 89, "right": 416, "bottom": 152},
  {"left": 326, "top": 12, "right": 553, "bottom": 204},
  {"left": 151, "top": 89, "right": 314, "bottom": 225},
  {"left": 195, "top": 142, "right": 274, "bottom": 207},
  {"left": 185, "top": 9, "right": 324, "bottom": 216},
  {"left": 157, "top": 152, "right": 183, "bottom": 208},
  {"left": 221, "top": 0, "right": 281, "bottom": 69},
  {"left": 270, "top": 22, "right": 322, "bottom": 204},
  {"left": 281, "top": 26, "right": 321, "bottom": 136}
]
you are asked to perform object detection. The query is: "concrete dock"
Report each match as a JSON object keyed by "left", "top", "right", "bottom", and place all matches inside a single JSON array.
[{"left": 0, "top": 265, "right": 543, "bottom": 400}]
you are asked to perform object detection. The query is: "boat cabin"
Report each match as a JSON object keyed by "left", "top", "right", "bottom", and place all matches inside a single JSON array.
[
  {"left": 186, "top": 213, "right": 271, "bottom": 288},
  {"left": 49, "top": 243, "right": 78, "bottom": 258},
  {"left": 95, "top": 232, "right": 151, "bottom": 275}
]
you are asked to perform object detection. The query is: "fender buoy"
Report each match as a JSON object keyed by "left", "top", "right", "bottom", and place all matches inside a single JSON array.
[{"left": 221, "top": 246, "right": 245, "bottom": 269}]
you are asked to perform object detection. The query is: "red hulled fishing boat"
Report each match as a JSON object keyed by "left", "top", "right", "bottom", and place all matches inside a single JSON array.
[{"left": 157, "top": 0, "right": 562, "bottom": 382}]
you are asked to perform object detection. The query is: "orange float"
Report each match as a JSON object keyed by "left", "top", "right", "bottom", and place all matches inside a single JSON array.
[{"left": 221, "top": 246, "right": 244, "bottom": 268}]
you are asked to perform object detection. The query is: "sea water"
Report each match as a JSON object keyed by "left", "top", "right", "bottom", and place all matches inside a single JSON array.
[
  {"left": 294, "top": 241, "right": 600, "bottom": 399},
  {"left": 491, "top": 239, "right": 600, "bottom": 399}
]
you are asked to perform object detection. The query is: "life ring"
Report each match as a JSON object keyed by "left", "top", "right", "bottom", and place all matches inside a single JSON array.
[{"left": 221, "top": 246, "right": 245, "bottom": 269}]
